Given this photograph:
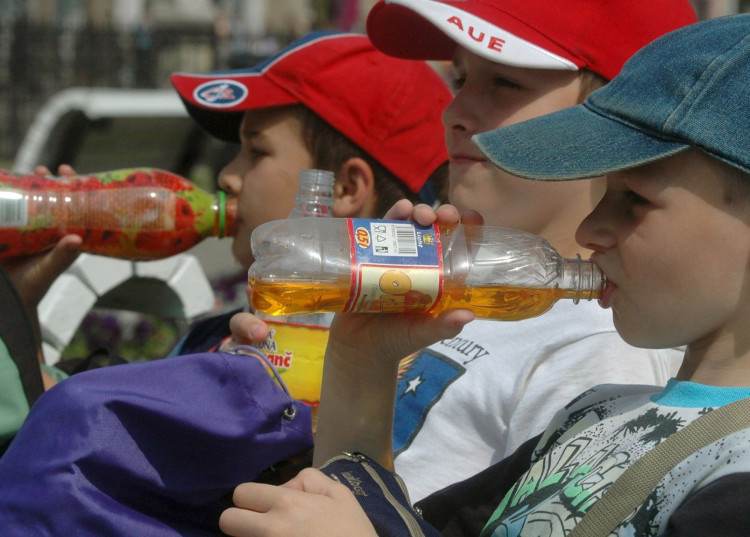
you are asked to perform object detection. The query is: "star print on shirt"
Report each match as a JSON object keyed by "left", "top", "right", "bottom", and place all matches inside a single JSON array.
[
  {"left": 393, "top": 349, "right": 465, "bottom": 453},
  {"left": 403, "top": 373, "right": 424, "bottom": 396}
]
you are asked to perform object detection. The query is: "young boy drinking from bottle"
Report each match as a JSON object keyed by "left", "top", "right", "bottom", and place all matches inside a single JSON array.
[
  {"left": 0, "top": 32, "right": 452, "bottom": 534},
  {"left": 219, "top": 14, "right": 750, "bottom": 537},
  {"left": 3, "top": 31, "right": 450, "bottom": 386},
  {"left": 167, "top": 31, "right": 450, "bottom": 358},
  {"left": 228, "top": 0, "right": 697, "bottom": 502}
]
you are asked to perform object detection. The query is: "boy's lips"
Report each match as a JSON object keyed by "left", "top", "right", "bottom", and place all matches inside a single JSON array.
[
  {"left": 449, "top": 151, "right": 487, "bottom": 165},
  {"left": 590, "top": 256, "right": 615, "bottom": 309},
  {"left": 599, "top": 278, "right": 617, "bottom": 309}
]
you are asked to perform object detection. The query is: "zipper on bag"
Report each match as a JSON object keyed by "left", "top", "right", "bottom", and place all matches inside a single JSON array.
[{"left": 319, "top": 451, "right": 428, "bottom": 537}]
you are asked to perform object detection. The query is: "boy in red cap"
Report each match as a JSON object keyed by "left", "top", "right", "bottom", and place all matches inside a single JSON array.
[
  {"left": 7, "top": 31, "right": 451, "bottom": 372},
  {"left": 228, "top": 0, "right": 698, "bottom": 502},
  {"left": 0, "top": 32, "right": 450, "bottom": 495},
  {"left": 169, "top": 31, "right": 450, "bottom": 271},
  {"left": 364, "top": 0, "right": 697, "bottom": 500},
  {"left": 0, "top": 31, "right": 451, "bottom": 535},
  {"left": 165, "top": 31, "right": 450, "bottom": 360}
]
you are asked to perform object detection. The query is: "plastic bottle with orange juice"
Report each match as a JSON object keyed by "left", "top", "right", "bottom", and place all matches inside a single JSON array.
[{"left": 249, "top": 218, "right": 603, "bottom": 321}]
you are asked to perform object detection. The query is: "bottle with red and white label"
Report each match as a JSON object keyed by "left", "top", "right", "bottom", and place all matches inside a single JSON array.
[{"left": 248, "top": 218, "right": 604, "bottom": 322}]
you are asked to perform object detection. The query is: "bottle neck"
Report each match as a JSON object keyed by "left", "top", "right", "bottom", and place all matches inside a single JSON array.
[
  {"left": 213, "top": 192, "right": 238, "bottom": 238},
  {"left": 289, "top": 169, "right": 335, "bottom": 219},
  {"left": 559, "top": 256, "right": 604, "bottom": 303},
  {"left": 290, "top": 199, "right": 332, "bottom": 218}
]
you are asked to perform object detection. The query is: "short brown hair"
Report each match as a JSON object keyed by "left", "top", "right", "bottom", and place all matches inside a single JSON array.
[
  {"left": 295, "top": 106, "right": 448, "bottom": 215},
  {"left": 577, "top": 69, "right": 608, "bottom": 103}
]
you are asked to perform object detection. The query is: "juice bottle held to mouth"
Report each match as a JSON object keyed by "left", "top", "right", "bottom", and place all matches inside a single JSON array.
[
  {"left": 0, "top": 168, "right": 237, "bottom": 260},
  {"left": 248, "top": 218, "right": 603, "bottom": 322}
]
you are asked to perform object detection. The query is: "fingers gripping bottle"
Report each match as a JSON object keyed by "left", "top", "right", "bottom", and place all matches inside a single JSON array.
[
  {"left": 252, "top": 169, "right": 335, "bottom": 417},
  {"left": 0, "top": 168, "right": 237, "bottom": 260},
  {"left": 249, "top": 218, "right": 604, "bottom": 321}
]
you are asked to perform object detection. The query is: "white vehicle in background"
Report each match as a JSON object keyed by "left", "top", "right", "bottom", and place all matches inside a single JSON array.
[{"left": 12, "top": 87, "right": 243, "bottom": 365}]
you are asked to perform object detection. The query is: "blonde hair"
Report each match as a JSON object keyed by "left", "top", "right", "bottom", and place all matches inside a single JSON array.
[{"left": 577, "top": 69, "right": 608, "bottom": 103}]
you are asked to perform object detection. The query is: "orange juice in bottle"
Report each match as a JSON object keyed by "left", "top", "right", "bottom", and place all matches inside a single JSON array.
[{"left": 249, "top": 218, "right": 603, "bottom": 322}]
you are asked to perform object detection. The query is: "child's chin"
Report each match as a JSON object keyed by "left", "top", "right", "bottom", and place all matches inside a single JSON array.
[{"left": 613, "top": 317, "right": 665, "bottom": 350}]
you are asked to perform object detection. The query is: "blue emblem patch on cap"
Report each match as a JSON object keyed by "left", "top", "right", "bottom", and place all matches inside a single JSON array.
[{"left": 193, "top": 79, "right": 248, "bottom": 108}]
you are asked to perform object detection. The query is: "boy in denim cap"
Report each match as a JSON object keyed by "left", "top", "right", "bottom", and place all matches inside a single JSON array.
[{"left": 220, "top": 15, "right": 750, "bottom": 537}]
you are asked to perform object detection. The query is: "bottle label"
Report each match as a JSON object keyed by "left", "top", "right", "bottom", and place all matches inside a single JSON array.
[
  {"left": 0, "top": 189, "right": 28, "bottom": 227},
  {"left": 253, "top": 320, "right": 330, "bottom": 405},
  {"left": 345, "top": 219, "right": 443, "bottom": 313}
]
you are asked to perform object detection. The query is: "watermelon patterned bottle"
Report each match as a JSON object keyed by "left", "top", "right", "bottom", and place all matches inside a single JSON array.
[{"left": 0, "top": 168, "right": 237, "bottom": 260}]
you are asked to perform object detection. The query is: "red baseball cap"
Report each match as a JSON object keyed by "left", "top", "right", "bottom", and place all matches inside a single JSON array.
[
  {"left": 170, "top": 31, "right": 451, "bottom": 198},
  {"left": 366, "top": 0, "right": 698, "bottom": 80}
]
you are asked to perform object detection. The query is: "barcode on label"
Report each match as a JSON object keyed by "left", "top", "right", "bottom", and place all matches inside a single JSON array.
[
  {"left": 370, "top": 222, "right": 418, "bottom": 257},
  {"left": 0, "top": 193, "right": 28, "bottom": 227},
  {"left": 394, "top": 225, "right": 417, "bottom": 255}
]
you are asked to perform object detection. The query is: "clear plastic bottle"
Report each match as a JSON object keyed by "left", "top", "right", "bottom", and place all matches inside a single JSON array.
[
  {"left": 252, "top": 169, "right": 335, "bottom": 410},
  {"left": 258, "top": 168, "right": 335, "bottom": 327},
  {"left": 249, "top": 218, "right": 603, "bottom": 322},
  {"left": 286, "top": 169, "right": 335, "bottom": 219},
  {"left": 0, "top": 168, "right": 237, "bottom": 260}
]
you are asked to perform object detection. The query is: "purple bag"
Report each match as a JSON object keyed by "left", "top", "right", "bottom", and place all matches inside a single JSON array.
[{"left": 0, "top": 348, "right": 313, "bottom": 536}]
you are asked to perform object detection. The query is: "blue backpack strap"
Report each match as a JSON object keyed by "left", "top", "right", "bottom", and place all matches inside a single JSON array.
[
  {"left": 0, "top": 265, "right": 44, "bottom": 407},
  {"left": 319, "top": 452, "right": 442, "bottom": 537}
]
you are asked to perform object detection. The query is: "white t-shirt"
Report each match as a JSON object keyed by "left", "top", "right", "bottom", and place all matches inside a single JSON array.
[{"left": 392, "top": 299, "right": 682, "bottom": 502}]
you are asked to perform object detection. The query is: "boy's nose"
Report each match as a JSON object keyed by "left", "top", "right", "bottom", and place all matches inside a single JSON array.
[
  {"left": 575, "top": 201, "right": 616, "bottom": 253},
  {"left": 218, "top": 169, "right": 242, "bottom": 196},
  {"left": 442, "top": 91, "right": 479, "bottom": 139}
]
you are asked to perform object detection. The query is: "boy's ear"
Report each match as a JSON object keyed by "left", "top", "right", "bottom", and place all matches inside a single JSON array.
[{"left": 332, "top": 157, "right": 378, "bottom": 218}]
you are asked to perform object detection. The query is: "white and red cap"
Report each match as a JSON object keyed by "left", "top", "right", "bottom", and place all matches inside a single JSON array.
[
  {"left": 366, "top": 0, "right": 698, "bottom": 80},
  {"left": 170, "top": 31, "right": 451, "bottom": 197}
]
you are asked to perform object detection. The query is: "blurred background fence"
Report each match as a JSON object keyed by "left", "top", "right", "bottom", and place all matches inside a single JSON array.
[{"left": 0, "top": 0, "right": 380, "bottom": 166}]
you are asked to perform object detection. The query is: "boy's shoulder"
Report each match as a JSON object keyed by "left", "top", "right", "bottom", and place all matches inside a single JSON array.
[
  {"left": 532, "top": 381, "right": 750, "bottom": 478},
  {"left": 535, "top": 383, "right": 664, "bottom": 454},
  {"left": 486, "top": 382, "right": 750, "bottom": 535}
]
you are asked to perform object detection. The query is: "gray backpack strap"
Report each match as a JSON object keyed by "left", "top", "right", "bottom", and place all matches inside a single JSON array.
[
  {"left": 570, "top": 397, "right": 750, "bottom": 537},
  {"left": 0, "top": 265, "right": 44, "bottom": 406}
]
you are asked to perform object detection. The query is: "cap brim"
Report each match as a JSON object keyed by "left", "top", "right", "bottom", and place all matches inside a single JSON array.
[
  {"left": 170, "top": 71, "right": 299, "bottom": 142},
  {"left": 367, "top": 0, "right": 578, "bottom": 70},
  {"left": 472, "top": 103, "right": 689, "bottom": 181},
  {"left": 367, "top": 1, "right": 456, "bottom": 60}
]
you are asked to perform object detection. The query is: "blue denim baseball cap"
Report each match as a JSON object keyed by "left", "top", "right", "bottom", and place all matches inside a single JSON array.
[{"left": 472, "top": 15, "right": 750, "bottom": 180}]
